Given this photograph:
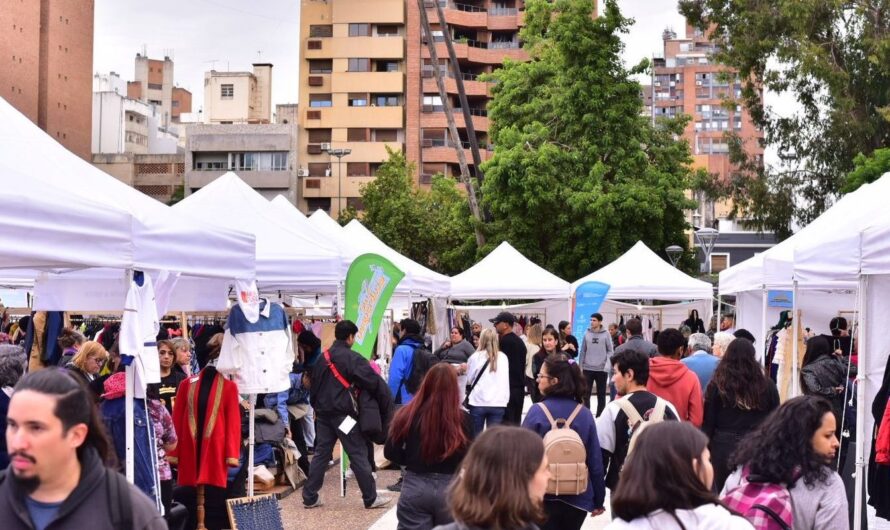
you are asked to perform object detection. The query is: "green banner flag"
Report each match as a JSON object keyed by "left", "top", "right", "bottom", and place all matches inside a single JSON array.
[{"left": 343, "top": 253, "right": 405, "bottom": 359}]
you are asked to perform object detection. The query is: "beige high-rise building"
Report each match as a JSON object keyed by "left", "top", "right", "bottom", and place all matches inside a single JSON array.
[
  {"left": 298, "top": 0, "right": 406, "bottom": 216},
  {"left": 203, "top": 64, "right": 273, "bottom": 125},
  {"left": 126, "top": 54, "right": 192, "bottom": 125},
  {"left": 0, "top": 0, "right": 94, "bottom": 160}
]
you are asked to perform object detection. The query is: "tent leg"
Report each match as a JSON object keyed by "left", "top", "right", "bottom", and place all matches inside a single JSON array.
[
  {"left": 853, "top": 276, "right": 867, "bottom": 530},
  {"left": 791, "top": 280, "right": 800, "bottom": 397},
  {"left": 247, "top": 394, "right": 256, "bottom": 497},
  {"left": 125, "top": 363, "right": 135, "bottom": 483},
  {"left": 716, "top": 291, "right": 721, "bottom": 333},
  {"left": 760, "top": 286, "right": 768, "bottom": 363}
]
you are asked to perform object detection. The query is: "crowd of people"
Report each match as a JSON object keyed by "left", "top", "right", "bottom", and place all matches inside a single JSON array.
[{"left": 0, "top": 306, "right": 863, "bottom": 530}]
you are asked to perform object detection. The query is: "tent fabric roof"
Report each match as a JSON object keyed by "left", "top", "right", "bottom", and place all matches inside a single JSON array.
[
  {"left": 793, "top": 173, "right": 890, "bottom": 283},
  {"left": 450, "top": 242, "right": 570, "bottom": 300},
  {"left": 270, "top": 197, "right": 362, "bottom": 260},
  {"left": 0, "top": 97, "right": 255, "bottom": 280},
  {"left": 0, "top": 167, "right": 137, "bottom": 271},
  {"left": 174, "top": 173, "right": 343, "bottom": 292},
  {"left": 573, "top": 241, "right": 712, "bottom": 301},
  {"left": 341, "top": 220, "right": 451, "bottom": 297}
]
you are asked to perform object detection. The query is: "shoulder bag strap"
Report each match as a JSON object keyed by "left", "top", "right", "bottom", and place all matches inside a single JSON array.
[
  {"left": 563, "top": 403, "right": 584, "bottom": 428},
  {"left": 651, "top": 397, "right": 667, "bottom": 421},
  {"left": 538, "top": 402, "right": 559, "bottom": 429},
  {"left": 617, "top": 397, "right": 644, "bottom": 425},
  {"left": 465, "top": 359, "right": 489, "bottom": 400},
  {"left": 324, "top": 349, "right": 350, "bottom": 390}
]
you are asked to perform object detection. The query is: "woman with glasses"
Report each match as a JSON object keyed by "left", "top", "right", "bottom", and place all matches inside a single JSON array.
[
  {"left": 65, "top": 340, "right": 108, "bottom": 396},
  {"left": 155, "top": 339, "right": 187, "bottom": 414},
  {"left": 522, "top": 353, "right": 606, "bottom": 530}
]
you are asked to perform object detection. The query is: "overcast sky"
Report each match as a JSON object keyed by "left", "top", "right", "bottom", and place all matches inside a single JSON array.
[{"left": 93, "top": 0, "right": 686, "bottom": 114}]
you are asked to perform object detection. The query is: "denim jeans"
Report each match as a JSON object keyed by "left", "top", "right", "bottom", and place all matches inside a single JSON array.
[
  {"left": 397, "top": 471, "right": 454, "bottom": 530},
  {"left": 101, "top": 397, "right": 157, "bottom": 504},
  {"left": 469, "top": 405, "right": 505, "bottom": 437}
]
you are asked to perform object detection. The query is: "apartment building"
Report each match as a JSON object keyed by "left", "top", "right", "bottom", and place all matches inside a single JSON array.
[
  {"left": 184, "top": 123, "right": 297, "bottom": 202},
  {"left": 203, "top": 64, "right": 273, "bottom": 124},
  {"left": 643, "top": 25, "right": 773, "bottom": 272},
  {"left": 0, "top": 0, "right": 94, "bottom": 159},
  {"left": 126, "top": 54, "right": 192, "bottom": 126},
  {"left": 93, "top": 72, "right": 179, "bottom": 155},
  {"left": 406, "top": 0, "right": 534, "bottom": 185},
  {"left": 298, "top": 0, "right": 407, "bottom": 216}
]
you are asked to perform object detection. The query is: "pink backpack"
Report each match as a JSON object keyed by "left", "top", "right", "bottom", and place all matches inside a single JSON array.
[{"left": 722, "top": 469, "right": 793, "bottom": 530}]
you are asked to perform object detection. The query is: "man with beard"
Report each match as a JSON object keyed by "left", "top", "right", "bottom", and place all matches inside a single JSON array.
[{"left": 0, "top": 369, "right": 164, "bottom": 529}]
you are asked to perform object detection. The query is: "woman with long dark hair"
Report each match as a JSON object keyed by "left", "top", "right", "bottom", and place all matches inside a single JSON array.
[
  {"left": 523, "top": 354, "right": 605, "bottom": 529},
  {"left": 434, "top": 426, "right": 549, "bottom": 530},
  {"left": 607, "top": 422, "right": 752, "bottom": 529},
  {"left": 800, "top": 336, "right": 856, "bottom": 436},
  {"left": 723, "top": 396, "right": 847, "bottom": 529},
  {"left": 702, "top": 338, "right": 779, "bottom": 491},
  {"left": 386, "top": 363, "right": 472, "bottom": 530}
]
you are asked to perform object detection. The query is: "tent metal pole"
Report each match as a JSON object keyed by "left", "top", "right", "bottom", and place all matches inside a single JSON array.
[
  {"left": 247, "top": 394, "right": 256, "bottom": 497},
  {"left": 124, "top": 268, "right": 135, "bottom": 484},
  {"left": 715, "top": 289, "right": 721, "bottom": 332},
  {"left": 760, "top": 286, "right": 768, "bottom": 363},
  {"left": 853, "top": 275, "right": 867, "bottom": 530},
  {"left": 791, "top": 280, "right": 799, "bottom": 397}
]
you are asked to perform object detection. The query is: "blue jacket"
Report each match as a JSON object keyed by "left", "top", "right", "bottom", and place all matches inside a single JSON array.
[
  {"left": 681, "top": 350, "right": 720, "bottom": 391},
  {"left": 522, "top": 396, "right": 606, "bottom": 512},
  {"left": 388, "top": 336, "right": 422, "bottom": 404},
  {"left": 263, "top": 372, "right": 311, "bottom": 429}
]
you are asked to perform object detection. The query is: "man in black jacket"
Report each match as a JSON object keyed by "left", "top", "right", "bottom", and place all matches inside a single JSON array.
[
  {"left": 303, "top": 320, "right": 393, "bottom": 510},
  {"left": 490, "top": 312, "right": 527, "bottom": 424},
  {"left": 0, "top": 369, "right": 164, "bottom": 530}
]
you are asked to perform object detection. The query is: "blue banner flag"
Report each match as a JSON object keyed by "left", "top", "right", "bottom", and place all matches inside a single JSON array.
[{"left": 571, "top": 281, "right": 611, "bottom": 339}]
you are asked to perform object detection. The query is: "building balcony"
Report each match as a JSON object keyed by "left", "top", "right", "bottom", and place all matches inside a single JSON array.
[
  {"left": 421, "top": 143, "right": 492, "bottom": 165},
  {"left": 420, "top": 108, "right": 489, "bottom": 131},
  {"left": 422, "top": 41, "right": 527, "bottom": 65},
  {"left": 304, "top": 106, "right": 403, "bottom": 129},
  {"left": 421, "top": 75, "right": 490, "bottom": 97},
  {"left": 301, "top": 175, "right": 374, "bottom": 198},
  {"left": 305, "top": 36, "right": 404, "bottom": 60},
  {"left": 188, "top": 169, "right": 292, "bottom": 189},
  {"left": 331, "top": 71, "right": 404, "bottom": 93}
]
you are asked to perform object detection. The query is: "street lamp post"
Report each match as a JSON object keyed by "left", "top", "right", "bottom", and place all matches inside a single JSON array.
[
  {"left": 324, "top": 146, "right": 351, "bottom": 216},
  {"left": 694, "top": 227, "right": 719, "bottom": 274},
  {"left": 665, "top": 245, "right": 683, "bottom": 268}
]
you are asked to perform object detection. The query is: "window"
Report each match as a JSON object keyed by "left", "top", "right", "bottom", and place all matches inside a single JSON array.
[
  {"left": 373, "top": 94, "right": 400, "bottom": 107},
  {"left": 347, "top": 197, "right": 365, "bottom": 210},
  {"left": 347, "top": 162, "right": 369, "bottom": 176},
  {"left": 148, "top": 83, "right": 162, "bottom": 90},
  {"left": 710, "top": 254, "right": 729, "bottom": 273},
  {"left": 348, "top": 58, "right": 370, "bottom": 72},
  {"left": 309, "top": 60, "right": 332, "bottom": 74},
  {"left": 348, "top": 23, "right": 370, "bottom": 37},
  {"left": 172, "top": 100, "right": 180, "bottom": 107},
  {"left": 422, "top": 95, "right": 444, "bottom": 112},
  {"left": 307, "top": 129, "right": 332, "bottom": 143},
  {"left": 221, "top": 84, "right": 234, "bottom": 99},
  {"left": 375, "top": 60, "right": 400, "bottom": 72},
  {"left": 422, "top": 129, "right": 446, "bottom": 147},
  {"left": 308, "top": 163, "right": 330, "bottom": 177},
  {"left": 373, "top": 129, "right": 399, "bottom": 142},
  {"left": 306, "top": 198, "right": 331, "bottom": 212},
  {"left": 149, "top": 99, "right": 162, "bottom": 106},
  {"left": 309, "top": 25, "right": 333, "bottom": 37},
  {"left": 347, "top": 128, "right": 369, "bottom": 142},
  {"left": 308, "top": 40, "right": 322, "bottom": 50},
  {"left": 376, "top": 24, "right": 399, "bottom": 36},
  {"left": 309, "top": 94, "right": 332, "bottom": 107},
  {"left": 348, "top": 93, "right": 368, "bottom": 107}
]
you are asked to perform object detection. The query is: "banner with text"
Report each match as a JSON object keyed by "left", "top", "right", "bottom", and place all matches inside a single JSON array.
[
  {"left": 571, "top": 281, "right": 611, "bottom": 340},
  {"left": 344, "top": 253, "right": 405, "bottom": 359}
]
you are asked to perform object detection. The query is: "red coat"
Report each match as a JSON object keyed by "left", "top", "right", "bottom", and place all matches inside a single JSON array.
[
  {"left": 877, "top": 399, "right": 890, "bottom": 465},
  {"left": 168, "top": 368, "right": 242, "bottom": 487}
]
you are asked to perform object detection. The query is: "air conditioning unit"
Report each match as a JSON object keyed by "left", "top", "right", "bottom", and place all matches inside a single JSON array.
[
  {"left": 320, "top": 142, "right": 331, "bottom": 151},
  {"left": 297, "top": 168, "right": 309, "bottom": 177},
  {"left": 325, "top": 168, "right": 332, "bottom": 177},
  {"left": 696, "top": 80, "right": 702, "bottom": 86}
]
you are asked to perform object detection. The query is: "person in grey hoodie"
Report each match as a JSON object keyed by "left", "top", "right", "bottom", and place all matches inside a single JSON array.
[{"left": 579, "top": 312, "right": 613, "bottom": 416}]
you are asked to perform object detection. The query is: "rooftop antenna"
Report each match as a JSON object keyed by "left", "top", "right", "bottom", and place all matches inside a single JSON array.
[{"left": 206, "top": 59, "right": 219, "bottom": 71}]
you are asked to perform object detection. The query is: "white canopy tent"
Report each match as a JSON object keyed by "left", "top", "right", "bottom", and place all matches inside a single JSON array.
[
  {"left": 342, "top": 220, "right": 451, "bottom": 298},
  {"left": 174, "top": 173, "right": 344, "bottom": 293},
  {"left": 450, "top": 242, "right": 570, "bottom": 300},
  {"left": 572, "top": 241, "right": 713, "bottom": 301},
  {"left": 270, "top": 196, "right": 363, "bottom": 260}
]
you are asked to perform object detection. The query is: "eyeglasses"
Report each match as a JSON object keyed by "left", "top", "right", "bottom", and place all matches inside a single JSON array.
[{"left": 535, "top": 374, "right": 555, "bottom": 381}]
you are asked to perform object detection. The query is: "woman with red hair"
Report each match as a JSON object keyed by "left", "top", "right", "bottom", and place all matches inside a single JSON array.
[{"left": 385, "top": 363, "right": 472, "bottom": 530}]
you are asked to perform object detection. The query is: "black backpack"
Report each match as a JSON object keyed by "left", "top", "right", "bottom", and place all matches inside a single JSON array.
[{"left": 405, "top": 345, "right": 439, "bottom": 395}]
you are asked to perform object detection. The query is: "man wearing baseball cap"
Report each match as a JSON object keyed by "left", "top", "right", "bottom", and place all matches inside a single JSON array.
[{"left": 489, "top": 312, "right": 526, "bottom": 424}]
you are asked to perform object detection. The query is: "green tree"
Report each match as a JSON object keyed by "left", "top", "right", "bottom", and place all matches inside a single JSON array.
[
  {"left": 353, "top": 148, "right": 477, "bottom": 275},
  {"left": 843, "top": 148, "right": 890, "bottom": 193},
  {"left": 681, "top": 0, "right": 890, "bottom": 238},
  {"left": 481, "top": 0, "right": 698, "bottom": 280}
]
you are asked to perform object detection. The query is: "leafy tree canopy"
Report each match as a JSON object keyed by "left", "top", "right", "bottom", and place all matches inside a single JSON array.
[
  {"left": 681, "top": 0, "right": 890, "bottom": 237},
  {"left": 481, "top": 0, "right": 698, "bottom": 280},
  {"left": 343, "top": 147, "right": 477, "bottom": 275}
]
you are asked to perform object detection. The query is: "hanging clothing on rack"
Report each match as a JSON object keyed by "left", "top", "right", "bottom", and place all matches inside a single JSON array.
[{"left": 218, "top": 298, "right": 293, "bottom": 394}]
